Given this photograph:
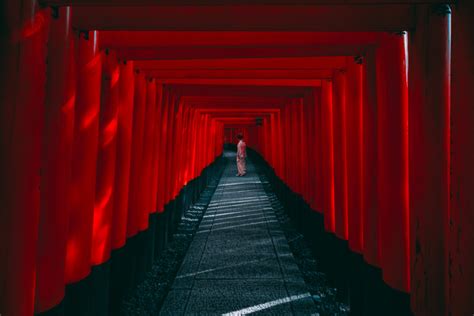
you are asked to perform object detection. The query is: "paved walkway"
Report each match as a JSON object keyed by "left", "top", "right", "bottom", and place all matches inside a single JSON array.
[{"left": 160, "top": 152, "right": 318, "bottom": 315}]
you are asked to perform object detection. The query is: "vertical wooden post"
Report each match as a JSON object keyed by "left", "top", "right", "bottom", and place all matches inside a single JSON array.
[
  {"left": 449, "top": 2, "right": 474, "bottom": 315},
  {"left": 36, "top": 6, "right": 75, "bottom": 312}
]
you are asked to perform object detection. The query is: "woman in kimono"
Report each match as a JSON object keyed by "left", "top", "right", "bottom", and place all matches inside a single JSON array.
[{"left": 236, "top": 134, "right": 247, "bottom": 176}]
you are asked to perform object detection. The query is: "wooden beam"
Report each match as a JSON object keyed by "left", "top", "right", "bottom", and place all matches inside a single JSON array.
[
  {"left": 100, "top": 31, "right": 381, "bottom": 47},
  {"left": 70, "top": 5, "right": 416, "bottom": 31},
  {"left": 156, "top": 78, "right": 322, "bottom": 86},
  {"left": 135, "top": 57, "right": 348, "bottom": 70},
  {"left": 42, "top": 0, "right": 454, "bottom": 6},
  {"left": 143, "top": 69, "right": 334, "bottom": 79},
  {"left": 169, "top": 85, "right": 311, "bottom": 97},
  {"left": 115, "top": 45, "right": 372, "bottom": 59}
]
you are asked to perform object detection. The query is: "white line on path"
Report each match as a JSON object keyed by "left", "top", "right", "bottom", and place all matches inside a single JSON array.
[{"left": 221, "top": 293, "right": 313, "bottom": 316}]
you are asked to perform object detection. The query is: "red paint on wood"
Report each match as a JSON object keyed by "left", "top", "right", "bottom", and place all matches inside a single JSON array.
[
  {"left": 111, "top": 60, "right": 135, "bottom": 249},
  {"left": 66, "top": 30, "right": 101, "bottom": 283},
  {"left": 0, "top": 8, "right": 50, "bottom": 316},
  {"left": 36, "top": 7, "right": 75, "bottom": 312},
  {"left": 333, "top": 70, "right": 349, "bottom": 240},
  {"left": 91, "top": 50, "right": 120, "bottom": 265},
  {"left": 127, "top": 72, "right": 146, "bottom": 237},
  {"left": 376, "top": 34, "right": 410, "bottom": 292}
]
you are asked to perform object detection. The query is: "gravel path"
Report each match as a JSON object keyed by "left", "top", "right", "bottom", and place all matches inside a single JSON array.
[{"left": 121, "top": 152, "right": 349, "bottom": 315}]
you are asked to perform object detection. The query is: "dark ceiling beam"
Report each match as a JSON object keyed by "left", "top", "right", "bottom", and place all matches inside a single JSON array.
[
  {"left": 143, "top": 69, "right": 334, "bottom": 80},
  {"left": 188, "top": 103, "right": 285, "bottom": 110},
  {"left": 134, "top": 57, "right": 348, "bottom": 70},
  {"left": 183, "top": 99, "right": 286, "bottom": 110},
  {"left": 204, "top": 114, "right": 275, "bottom": 119},
  {"left": 209, "top": 113, "right": 272, "bottom": 117},
  {"left": 156, "top": 78, "right": 322, "bottom": 87},
  {"left": 188, "top": 103, "right": 285, "bottom": 109},
  {"left": 182, "top": 96, "right": 287, "bottom": 102},
  {"left": 168, "top": 85, "right": 312, "bottom": 99},
  {"left": 100, "top": 31, "right": 382, "bottom": 47},
  {"left": 69, "top": 5, "right": 416, "bottom": 31},
  {"left": 213, "top": 117, "right": 263, "bottom": 122},
  {"left": 115, "top": 45, "right": 371, "bottom": 60},
  {"left": 101, "top": 32, "right": 379, "bottom": 60},
  {"left": 41, "top": 0, "right": 454, "bottom": 6},
  {"left": 189, "top": 104, "right": 285, "bottom": 110}
]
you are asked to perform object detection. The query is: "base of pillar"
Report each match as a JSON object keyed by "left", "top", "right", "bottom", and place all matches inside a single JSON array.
[{"left": 39, "top": 155, "right": 223, "bottom": 315}]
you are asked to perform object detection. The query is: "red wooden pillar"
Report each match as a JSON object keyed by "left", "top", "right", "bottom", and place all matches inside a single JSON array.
[
  {"left": 209, "top": 120, "right": 217, "bottom": 162},
  {"left": 409, "top": 4, "right": 452, "bottom": 315},
  {"left": 157, "top": 88, "right": 170, "bottom": 212},
  {"left": 173, "top": 101, "right": 185, "bottom": 196},
  {"left": 285, "top": 103, "right": 293, "bottom": 188},
  {"left": 111, "top": 60, "right": 135, "bottom": 250},
  {"left": 450, "top": 2, "right": 474, "bottom": 315},
  {"left": 255, "top": 124, "right": 262, "bottom": 155},
  {"left": 262, "top": 121, "right": 266, "bottom": 159},
  {"left": 35, "top": 7, "right": 75, "bottom": 312},
  {"left": 91, "top": 49, "right": 119, "bottom": 265},
  {"left": 297, "top": 99, "right": 306, "bottom": 194},
  {"left": 263, "top": 117, "right": 269, "bottom": 161},
  {"left": 276, "top": 111, "right": 284, "bottom": 178},
  {"left": 164, "top": 96, "right": 178, "bottom": 203},
  {"left": 298, "top": 98, "right": 309, "bottom": 200},
  {"left": 200, "top": 115, "right": 206, "bottom": 170},
  {"left": 188, "top": 108, "right": 199, "bottom": 182},
  {"left": 313, "top": 89, "right": 324, "bottom": 212},
  {"left": 192, "top": 111, "right": 200, "bottom": 174},
  {"left": 138, "top": 78, "right": 156, "bottom": 230},
  {"left": 200, "top": 114, "right": 207, "bottom": 172},
  {"left": 0, "top": 5, "right": 50, "bottom": 315},
  {"left": 179, "top": 103, "right": 188, "bottom": 191},
  {"left": 218, "top": 122, "right": 224, "bottom": 156},
  {"left": 321, "top": 80, "right": 336, "bottom": 233},
  {"left": 291, "top": 100, "right": 301, "bottom": 193},
  {"left": 178, "top": 104, "right": 187, "bottom": 191},
  {"left": 303, "top": 93, "right": 314, "bottom": 206},
  {"left": 127, "top": 71, "right": 146, "bottom": 238},
  {"left": 333, "top": 69, "right": 349, "bottom": 240},
  {"left": 193, "top": 113, "right": 203, "bottom": 179},
  {"left": 182, "top": 107, "right": 193, "bottom": 184},
  {"left": 66, "top": 30, "right": 101, "bottom": 283},
  {"left": 209, "top": 117, "right": 215, "bottom": 163},
  {"left": 281, "top": 109, "right": 286, "bottom": 179},
  {"left": 346, "top": 57, "right": 364, "bottom": 253},
  {"left": 284, "top": 103, "right": 292, "bottom": 185},
  {"left": 362, "top": 49, "right": 379, "bottom": 267},
  {"left": 151, "top": 84, "right": 163, "bottom": 213},
  {"left": 270, "top": 113, "right": 278, "bottom": 170},
  {"left": 376, "top": 33, "right": 410, "bottom": 292},
  {"left": 203, "top": 115, "right": 211, "bottom": 166},
  {"left": 186, "top": 108, "right": 195, "bottom": 182},
  {"left": 166, "top": 95, "right": 177, "bottom": 203},
  {"left": 271, "top": 116, "right": 277, "bottom": 172},
  {"left": 180, "top": 103, "right": 188, "bottom": 188}
]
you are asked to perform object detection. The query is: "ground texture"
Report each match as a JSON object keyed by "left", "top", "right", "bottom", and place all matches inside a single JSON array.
[{"left": 122, "top": 152, "right": 349, "bottom": 315}]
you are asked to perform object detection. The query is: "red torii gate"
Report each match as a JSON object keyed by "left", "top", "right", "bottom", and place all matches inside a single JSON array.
[{"left": 0, "top": 1, "right": 472, "bottom": 316}]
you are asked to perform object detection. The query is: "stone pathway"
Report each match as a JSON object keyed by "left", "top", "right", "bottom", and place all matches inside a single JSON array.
[{"left": 160, "top": 152, "right": 319, "bottom": 315}]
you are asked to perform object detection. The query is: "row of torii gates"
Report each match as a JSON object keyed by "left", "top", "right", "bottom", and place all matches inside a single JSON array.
[{"left": 0, "top": 1, "right": 473, "bottom": 315}]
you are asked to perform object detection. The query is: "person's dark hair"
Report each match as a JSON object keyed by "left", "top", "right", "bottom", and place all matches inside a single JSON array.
[{"left": 236, "top": 133, "right": 243, "bottom": 140}]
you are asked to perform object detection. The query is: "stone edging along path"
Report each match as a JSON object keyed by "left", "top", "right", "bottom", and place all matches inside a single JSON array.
[{"left": 121, "top": 159, "right": 225, "bottom": 315}]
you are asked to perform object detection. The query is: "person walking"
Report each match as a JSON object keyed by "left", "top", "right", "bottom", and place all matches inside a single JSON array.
[{"left": 236, "top": 134, "right": 247, "bottom": 176}]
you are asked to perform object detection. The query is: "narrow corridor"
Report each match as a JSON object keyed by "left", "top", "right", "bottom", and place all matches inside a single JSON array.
[
  {"left": 2, "top": 1, "right": 473, "bottom": 315},
  {"left": 160, "top": 151, "right": 319, "bottom": 315}
]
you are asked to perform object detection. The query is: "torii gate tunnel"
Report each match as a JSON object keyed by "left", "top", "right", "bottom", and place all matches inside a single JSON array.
[{"left": 0, "top": 1, "right": 473, "bottom": 315}]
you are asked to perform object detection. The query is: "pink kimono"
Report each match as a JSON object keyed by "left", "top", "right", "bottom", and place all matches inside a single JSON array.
[{"left": 236, "top": 140, "right": 247, "bottom": 176}]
